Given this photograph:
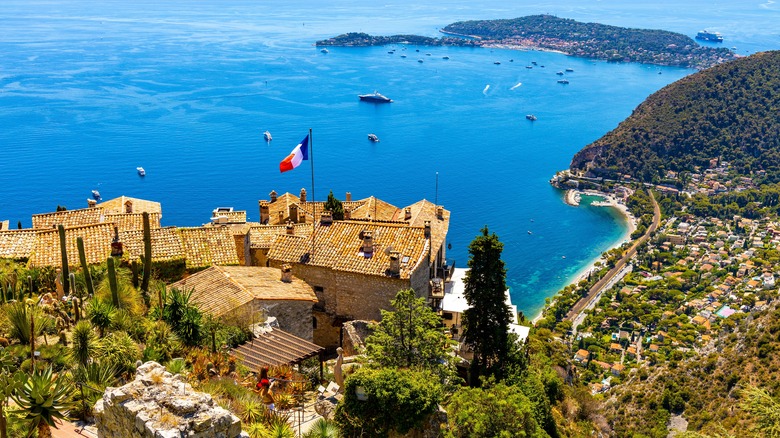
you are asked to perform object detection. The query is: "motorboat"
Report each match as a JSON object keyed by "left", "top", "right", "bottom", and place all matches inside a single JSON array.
[
  {"left": 401, "top": 54, "right": 407, "bottom": 58},
  {"left": 565, "top": 68, "right": 574, "bottom": 72},
  {"left": 442, "top": 56, "right": 449, "bottom": 60},
  {"left": 525, "top": 114, "right": 537, "bottom": 121},
  {"left": 320, "top": 48, "right": 329, "bottom": 53},
  {"left": 358, "top": 91, "right": 392, "bottom": 103},
  {"left": 417, "top": 59, "right": 423, "bottom": 63},
  {"left": 557, "top": 79, "right": 570, "bottom": 84},
  {"left": 556, "top": 71, "right": 564, "bottom": 75},
  {"left": 92, "top": 190, "right": 101, "bottom": 200},
  {"left": 137, "top": 167, "right": 146, "bottom": 176},
  {"left": 368, "top": 133, "right": 379, "bottom": 142},
  {"left": 494, "top": 61, "right": 501, "bottom": 65},
  {"left": 263, "top": 130, "right": 272, "bottom": 141}
]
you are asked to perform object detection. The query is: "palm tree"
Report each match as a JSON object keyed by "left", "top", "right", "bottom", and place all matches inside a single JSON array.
[{"left": 12, "top": 366, "right": 75, "bottom": 438}]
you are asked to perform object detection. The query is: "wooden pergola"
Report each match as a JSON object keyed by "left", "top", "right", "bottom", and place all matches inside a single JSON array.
[{"left": 230, "top": 328, "right": 325, "bottom": 378}]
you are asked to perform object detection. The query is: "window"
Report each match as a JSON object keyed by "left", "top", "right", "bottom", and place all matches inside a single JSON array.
[
  {"left": 314, "top": 286, "right": 324, "bottom": 293},
  {"left": 442, "top": 312, "right": 453, "bottom": 321},
  {"left": 312, "top": 316, "right": 318, "bottom": 329}
]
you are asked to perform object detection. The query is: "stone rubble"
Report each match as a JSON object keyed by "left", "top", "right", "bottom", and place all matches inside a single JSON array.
[{"left": 94, "top": 361, "right": 248, "bottom": 438}]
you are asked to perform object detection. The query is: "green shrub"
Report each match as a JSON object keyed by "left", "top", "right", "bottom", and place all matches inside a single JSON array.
[{"left": 334, "top": 367, "right": 442, "bottom": 437}]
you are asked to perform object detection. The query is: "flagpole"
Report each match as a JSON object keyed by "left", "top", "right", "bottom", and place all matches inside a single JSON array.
[{"left": 309, "top": 128, "right": 315, "bottom": 264}]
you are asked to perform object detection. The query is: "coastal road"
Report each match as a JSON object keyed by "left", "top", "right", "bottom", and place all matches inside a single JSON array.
[{"left": 565, "top": 189, "right": 661, "bottom": 326}]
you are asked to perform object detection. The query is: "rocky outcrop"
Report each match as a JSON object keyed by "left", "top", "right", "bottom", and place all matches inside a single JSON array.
[
  {"left": 341, "top": 320, "right": 373, "bottom": 356},
  {"left": 94, "top": 361, "right": 247, "bottom": 438}
]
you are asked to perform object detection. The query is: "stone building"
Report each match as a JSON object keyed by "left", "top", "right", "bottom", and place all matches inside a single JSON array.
[
  {"left": 169, "top": 265, "right": 318, "bottom": 341},
  {"left": 242, "top": 189, "right": 451, "bottom": 349}
]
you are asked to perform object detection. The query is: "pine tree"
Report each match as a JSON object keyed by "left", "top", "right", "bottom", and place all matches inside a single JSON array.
[
  {"left": 462, "top": 226, "right": 513, "bottom": 386},
  {"left": 323, "top": 191, "right": 345, "bottom": 220}
]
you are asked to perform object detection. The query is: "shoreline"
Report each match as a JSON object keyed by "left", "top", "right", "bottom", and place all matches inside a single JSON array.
[{"left": 531, "top": 190, "right": 637, "bottom": 324}]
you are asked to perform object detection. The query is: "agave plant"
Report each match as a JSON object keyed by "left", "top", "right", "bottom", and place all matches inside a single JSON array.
[
  {"left": 2, "top": 302, "right": 55, "bottom": 344},
  {"left": 70, "top": 362, "right": 118, "bottom": 420},
  {"left": 12, "top": 366, "right": 76, "bottom": 438},
  {"left": 302, "top": 418, "right": 340, "bottom": 438}
]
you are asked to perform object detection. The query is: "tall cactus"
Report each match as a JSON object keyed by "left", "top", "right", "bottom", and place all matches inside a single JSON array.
[
  {"left": 107, "top": 257, "right": 119, "bottom": 308},
  {"left": 77, "top": 237, "right": 95, "bottom": 298},
  {"left": 57, "top": 224, "right": 70, "bottom": 296},
  {"left": 141, "top": 212, "right": 152, "bottom": 293},
  {"left": 28, "top": 275, "right": 33, "bottom": 298}
]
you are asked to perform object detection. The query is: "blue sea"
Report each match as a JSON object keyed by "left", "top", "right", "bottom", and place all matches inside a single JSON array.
[{"left": 1, "top": 0, "right": 778, "bottom": 317}]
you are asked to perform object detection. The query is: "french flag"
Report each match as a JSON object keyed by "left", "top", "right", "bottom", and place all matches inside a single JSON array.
[{"left": 279, "top": 135, "right": 309, "bottom": 173}]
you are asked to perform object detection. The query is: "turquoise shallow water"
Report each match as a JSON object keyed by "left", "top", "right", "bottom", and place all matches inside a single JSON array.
[{"left": 1, "top": 0, "right": 778, "bottom": 317}]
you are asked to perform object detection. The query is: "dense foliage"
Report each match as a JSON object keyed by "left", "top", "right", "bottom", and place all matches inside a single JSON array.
[
  {"left": 334, "top": 367, "right": 442, "bottom": 438},
  {"left": 571, "top": 51, "right": 780, "bottom": 183},
  {"left": 445, "top": 382, "right": 541, "bottom": 437},
  {"left": 364, "top": 289, "right": 455, "bottom": 379}
]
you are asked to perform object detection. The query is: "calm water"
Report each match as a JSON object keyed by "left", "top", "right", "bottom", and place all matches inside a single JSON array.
[{"left": 1, "top": 0, "right": 778, "bottom": 317}]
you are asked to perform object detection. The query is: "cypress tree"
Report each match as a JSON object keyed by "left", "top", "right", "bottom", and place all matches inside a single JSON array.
[
  {"left": 324, "top": 191, "right": 345, "bottom": 220},
  {"left": 57, "top": 224, "right": 70, "bottom": 296},
  {"left": 462, "top": 226, "right": 513, "bottom": 386}
]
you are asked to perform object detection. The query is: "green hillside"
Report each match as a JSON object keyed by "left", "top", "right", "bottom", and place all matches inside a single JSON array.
[{"left": 570, "top": 51, "right": 780, "bottom": 184}]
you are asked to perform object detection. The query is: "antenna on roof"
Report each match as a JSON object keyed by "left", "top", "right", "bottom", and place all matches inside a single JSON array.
[{"left": 435, "top": 172, "right": 439, "bottom": 206}]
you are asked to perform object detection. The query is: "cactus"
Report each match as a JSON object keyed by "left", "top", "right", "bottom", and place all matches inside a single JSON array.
[
  {"left": 69, "top": 273, "right": 77, "bottom": 302},
  {"left": 77, "top": 237, "right": 95, "bottom": 297},
  {"left": 141, "top": 212, "right": 152, "bottom": 293},
  {"left": 131, "top": 261, "right": 139, "bottom": 289},
  {"left": 57, "top": 224, "right": 70, "bottom": 296},
  {"left": 27, "top": 275, "right": 33, "bottom": 298},
  {"left": 107, "top": 257, "right": 119, "bottom": 308}
]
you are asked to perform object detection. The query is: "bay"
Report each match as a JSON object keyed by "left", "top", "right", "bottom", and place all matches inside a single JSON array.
[{"left": 1, "top": 0, "right": 778, "bottom": 318}]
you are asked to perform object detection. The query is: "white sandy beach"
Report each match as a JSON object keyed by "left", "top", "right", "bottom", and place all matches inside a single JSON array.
[{"left": 531, "top": 190, "right": 637, "bottom": 324}]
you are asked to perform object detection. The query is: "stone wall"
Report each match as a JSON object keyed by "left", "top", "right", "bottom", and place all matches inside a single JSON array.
[
  {"left": 251, "top": 298, "right": 314, "bottom": 341},
  {"left": 94, "top": 362, "right": 246, "bottom": 438},
  {"left": 341, "top": 320, "right": 373, "bottom": 356}
]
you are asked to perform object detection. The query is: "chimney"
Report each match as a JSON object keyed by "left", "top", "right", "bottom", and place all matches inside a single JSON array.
[
  {"left": 88, "top": 199, "right": 97, "bottom": 208},
  {"left": 280, "top": 264, "right": 293, "bottom": 283},
  {"left": 389, "top": 251, "right": 401, "bottom": 276},
  {"left": 346, "top": 192, "right": 352, "bottom": 202},
  {"left": 362, "top": 231, "right": 374, "bottom": 254},
  {"left": 269, "top": 190, "right": 278, "bottom": 203},
  {"left": 300, "top": 188, "right": 307, "bottom": 203},
  {"left": 298, "top": 211, "right": 307, "bottom": 223},
  {"left": 344, "top": 209, "right": 351, "bottom": 220},
  {"left": 404, "top": 207, "right": 412, "bottom": 221},
  {"left": 286, "top": 222, "right": 295, "bottom": 235},
  {"left": 437, "top": 205, "right": 444, "bottom": 219},
  {"left": 321, "top": 211, "right": 333, "bottom": 225},
  {"left": 259, "top": 201, "right": 270, "bottom": 224},
  {"left": 424, "top": 220, "right": 431, "bottom": 238},
  {"left": 289, "top": 204, "right": 298, "bottom": 224}
]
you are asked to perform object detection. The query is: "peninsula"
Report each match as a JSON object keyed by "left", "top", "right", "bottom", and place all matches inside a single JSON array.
[{"left": 316, "top": 15, "right": 738, "bottom": 69}]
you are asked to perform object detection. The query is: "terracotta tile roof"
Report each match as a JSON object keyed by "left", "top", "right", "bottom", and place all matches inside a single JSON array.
[
  {"left": 103, "top": 213, "right": 161, "bottom": 232},
  {"left": 404, "top": 199, "right": 450, "bottom": 255},
  {"left": 248, "top": 224, "right": 313, "bottom": 249},
  {"left": 0, "top": 230, "right": 37, "bottom": 260},
  {"left": 32, "top": 208, "right": 103, "bottom": 229},
  {"left": 97, "top": 196, "right": 162, "bottom": 215},
  {"left": 169, "top": 266, "right": 255, "bottom": 317},
  {"left": 119, "top": 227, "right": 185, "bottom": 262},
  {"left": 266, "top": 193, "right": 303, "bottom": 225},
  {"left": 231, "top": 328, "right": 324, "bottom": 369},
  {"left": 171, "top": 266, "right": 316, "bottom": 317},
  {"left": 211, "top": 210, "right": 247, "bottom": 224},
  {"left": 267, "top": 221, "right": 429, "bottom": 279},
  {"left": 29, "top": 223, "right": 115, "bottom": 268},
  {"left": 179, "top": 227, "right": 240, "bottom": 268},
  {"left": 348, "top": 196, "right": 401, "bottom": 221}
]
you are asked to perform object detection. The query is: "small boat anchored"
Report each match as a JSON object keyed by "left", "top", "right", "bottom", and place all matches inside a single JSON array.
[
  {"left": 92, "top": 190, "right": 101, "bottom": 201},
  {"left": 320, "top": 48, "right": 329, "bottom": 53},
  {"left": 557, "top": 79, "right": 570, "bottom": 84},
  {"left": 263, "top": 130, "right": 272, "bottom": 141},
  {"left": 368, "top": 133, "right": 379, "bottom": 142},
  {"left": 358, "top": 91, "right": 392, "bottom": 103},
  {"left": 525, "top": 114, "right": 537, "bottom": 121},
  {"left": 137, "top": 167, "right": 146, "bottom": 176}
]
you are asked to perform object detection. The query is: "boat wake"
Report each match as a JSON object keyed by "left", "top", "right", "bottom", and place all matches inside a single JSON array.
[
  {"left": 482, "top": 84, "right": 490, "bottom": 95},
  {"left": 510, "top": 82, "right": 523, "bottom": 90}
]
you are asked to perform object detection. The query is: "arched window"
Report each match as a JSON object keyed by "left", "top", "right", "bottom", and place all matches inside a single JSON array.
[{"left": 312, "top": 316, "right": 318, "bottom": 329}]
